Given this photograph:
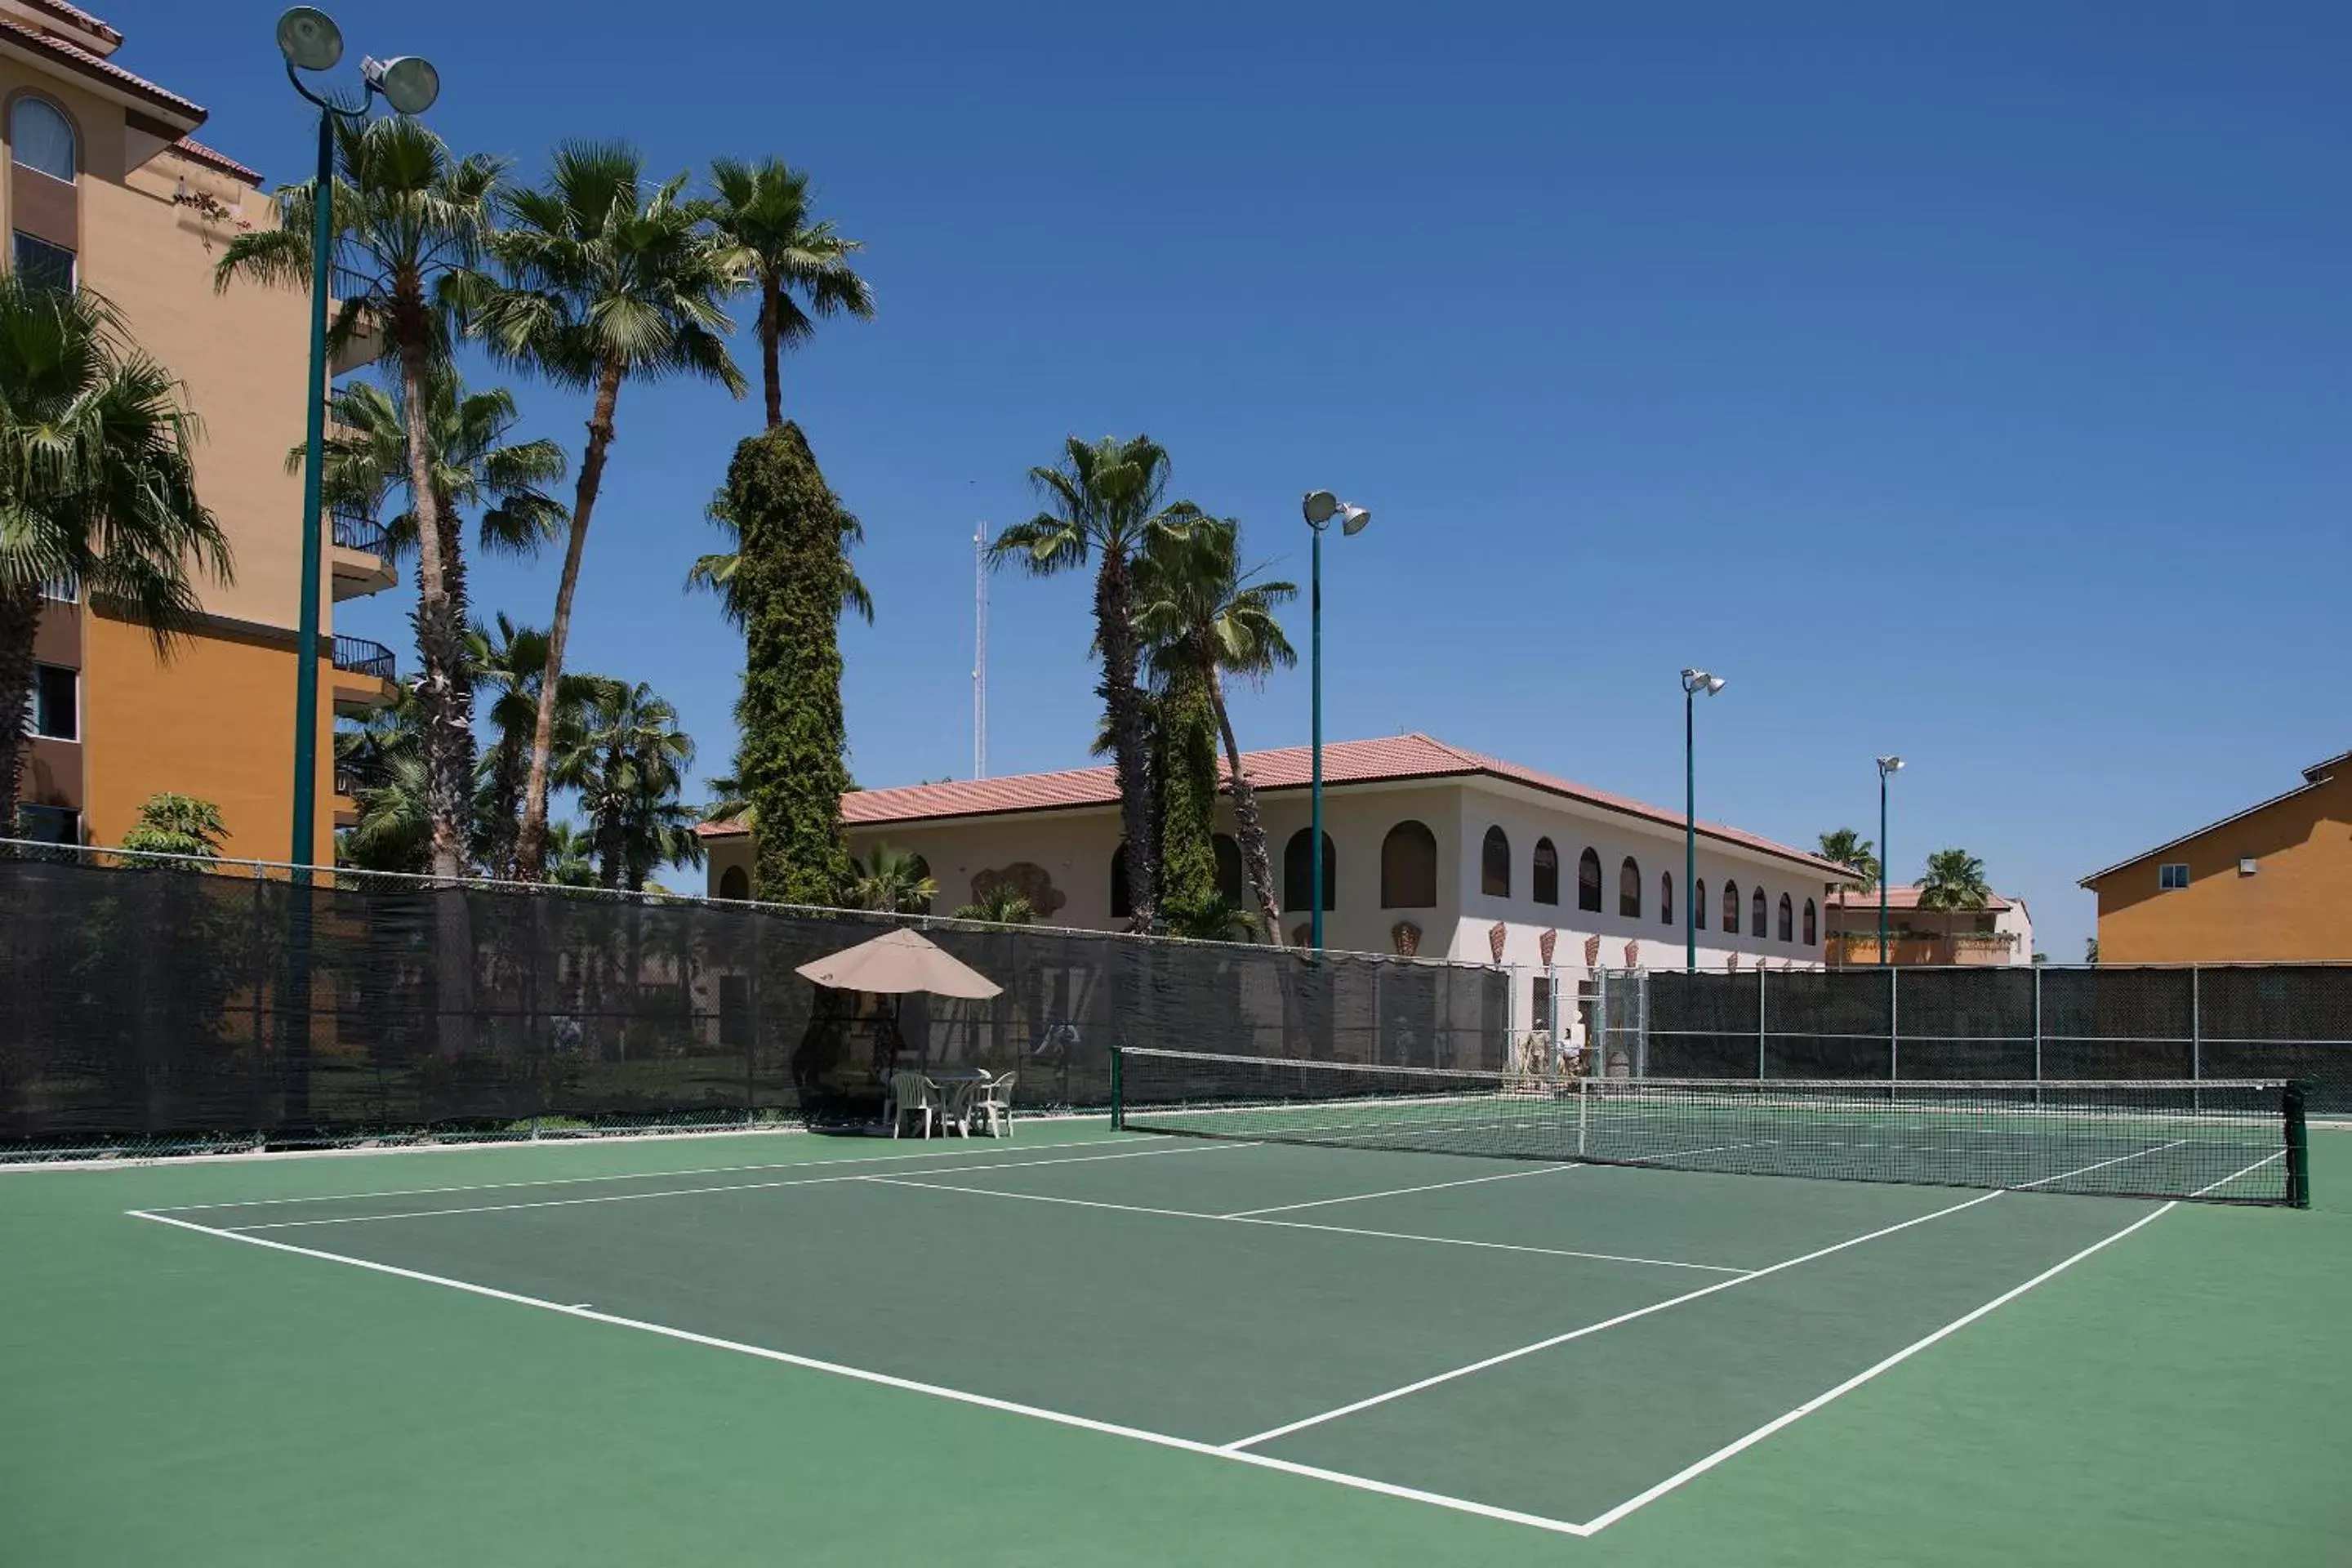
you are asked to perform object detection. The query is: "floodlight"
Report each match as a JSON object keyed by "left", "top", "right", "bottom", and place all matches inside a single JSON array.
[
  {"left": 365, "top": 55, "right": 439, "bottom": 115},
  {"left": 276, "top": 7, "right": 343, "bottom": 71},
  {"left": 1302, "top": 490, "right": 1338, "bottom": 526},
  {"left": 1339, "top": 503, "right": 1370, "bottom": 536},
  {"left": 1878, "top": 755, "right": 1904, "bottom": 774}
]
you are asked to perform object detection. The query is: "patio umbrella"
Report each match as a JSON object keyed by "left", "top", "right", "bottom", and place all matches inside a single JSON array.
[{"left": 793, "top": 927, "right": 1003, "bottom": 1000}]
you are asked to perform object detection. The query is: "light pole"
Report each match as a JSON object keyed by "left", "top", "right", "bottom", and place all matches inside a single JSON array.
[
  {"left": 1681, "top": 669, "right": 1725, "bottom": 972},
  {"left": 1877, "top": 755, "right": 1904, "bottom": 964},
  {"left": 275, "top": 7, "right": 439, "bottom": 868},
  {"left": 1301, "top": 489, "right": 1370, "bottom": 951}
]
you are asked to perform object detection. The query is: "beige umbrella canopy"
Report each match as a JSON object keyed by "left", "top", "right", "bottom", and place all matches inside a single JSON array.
[{"left": 794, "top": 928, "right": 1003, "bottom": 1000}]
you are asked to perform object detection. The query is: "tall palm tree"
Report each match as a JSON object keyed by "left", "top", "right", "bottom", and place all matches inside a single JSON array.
[
  {"left": 1133, "top": 517, "right": 1296, "bottom": 943},
  {"left": 988, "top": 435, "right": 1193, "bottom": 933},
  {"left": 851, "top": 845, "right": 938, "bottom": 915},
  {"left": 334, "top": 684, "right": 428, "bottom": 873},
  {"left": 1816, "top": 826, "right": 1880, "bottom": 957},
  {"left": 541, "top": 822, "right": 600, "bottom": 889},
  {"left": 557, "top": 679, "right": 698, "bottom": 892},
  {"left": 0, "top": 278, "right": 229, "bottom": 835},
  {"left": 466, "top": 615, "right": 609, "bottom": 875},
  {"left": 217, "top": 115, "right": 505, "bottom": 881},
  {"left": 1917, "top": 847, "right": 1992, "bottom": 951},
  {"left": 697, "top": 156, "right": 874, "bottom": 429},
  {"left": 685, "top": 492, "right": 872, "bottom": 626},
  {"left": 467, "top": 142, "right": 746, "bottom": 880}
]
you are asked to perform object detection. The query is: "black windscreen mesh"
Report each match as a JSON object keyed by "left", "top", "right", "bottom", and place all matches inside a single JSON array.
[{"left": 0, "top": 853, "right": 1508, "bottom": 1157}]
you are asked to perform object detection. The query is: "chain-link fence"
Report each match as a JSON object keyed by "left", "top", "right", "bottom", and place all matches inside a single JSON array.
[
  {"left": 0, "top": 843, "right": 1509, "bottom": 1161},
  {"left": 1594, "top": 964, "right": 2352, "bottom": 1112}
]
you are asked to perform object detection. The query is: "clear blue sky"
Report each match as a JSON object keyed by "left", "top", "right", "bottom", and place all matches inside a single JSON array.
[{"left": 126, "top": 2, "right": 2349, "bottom": 959}]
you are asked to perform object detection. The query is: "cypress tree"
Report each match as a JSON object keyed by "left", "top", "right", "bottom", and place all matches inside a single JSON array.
[
  {"left": 728, "top": 423, "right": 855, "bottom": 905},
  {"left": 1156, "top": 670, "right": 1227, "bottom": 939}
]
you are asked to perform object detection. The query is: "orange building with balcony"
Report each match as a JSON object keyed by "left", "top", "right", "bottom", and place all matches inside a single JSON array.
[
  {"left": 4, "top": 0, "right": 396, "bottom": 861},
  {"left": 2081, "top": 747, "right": 2352, "bottom": 964}
]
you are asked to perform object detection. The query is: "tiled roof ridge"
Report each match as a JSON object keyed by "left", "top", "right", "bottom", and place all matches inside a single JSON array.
[
  {"left": 170, "top": 136, "right": 261, "bottom": 185},
  {"left": 0, "top": 15, "right": 205, "bottom": 120},
  {"left": 20, "top": 0, "right": 119, "bottom": 46}
]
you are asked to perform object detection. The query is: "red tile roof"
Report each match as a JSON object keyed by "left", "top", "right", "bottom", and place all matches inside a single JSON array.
[
  {"left": 23, "top": 0, "right": 120, "bottom": 46},
  {"left": 1822, "top": 884, "right": 2016, "bottom": 915},
  {"left": 702, "top": 733, "right": 1855, "bottom": 878},
  {"left": 0, "top": 15, "right": 205, "bottom": 123},
  {"left": 169, "top": 136, "right": 261, "bottom": 185}
]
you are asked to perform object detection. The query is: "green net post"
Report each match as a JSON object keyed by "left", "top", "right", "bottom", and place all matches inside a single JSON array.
[
  {"left": 1110, "top": 1047, "right": 1124, "bottom": 1131},
  {"left": 2285, "top": 1080, "right": 2310, "bottom": 1210}
]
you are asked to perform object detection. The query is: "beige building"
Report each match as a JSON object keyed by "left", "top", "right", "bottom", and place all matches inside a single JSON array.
[
  {"left": 7, "top": 0, "right": 394, "bottom": 859},
  {"left": 1820, "top": 884, "right": 2035, "bottom": 967},
  {"left": 699, "top": 733, "right": 1852, "bottom": 1052}
]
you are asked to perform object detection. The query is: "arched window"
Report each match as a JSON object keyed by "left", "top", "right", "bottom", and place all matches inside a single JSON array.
[
  {"left": 1802, "top": 897, "right": 1818, "bottom": 946},
  {"left": 1659, "top": 871, "right": 1673, "bottom": 926},
  {"left": 1694, "top": 879, "right": 1708, "bottom": 930},
  {"left": 10, "top": 97, "right": 76, "bottom": 182},
  {"left": 718, "top": 865, "right": 749, "bottom": 901},
  {"left": 1531, "top": 837, "right": 1559, "bottom": 904},
  {"left": 1777, "top": 893, "right": 1793, "bottom": 942},
  {"left": 1381, "top": 821, "right": 1437, "bottom": 908},
  {"left": 1751, "top": 885, "right": 1767, "bottom": 938},
  {"left": 1213, "top": 834, "right": 1243, "bottom": 910},
  {"left": 1481, "top": 826, "right": 1511, "bottom": 897},
  {"left": 1619, "top": 857, "right": 1642, "bottom": 918},
  {"left": 1111, "top": 844, "right": 1132, "bottom": 920},
  {"left": 1722, "top": 880, "right": 1740, "bottom": 933},
  {"left": 1577, "top": 848, "right": 1603, "bottom": 912},
  {"left": 1283, "top": 828, "right": 1334, "bottom": 911}
]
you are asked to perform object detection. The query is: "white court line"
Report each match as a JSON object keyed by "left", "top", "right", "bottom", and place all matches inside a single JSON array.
[
  {"left": 126, "top": 1209, "right": 1598, "bottom": 1539},
  {"left": 1576, "top": 1201, "right": 2177, "bottom": 1534},
  {"left": 862, "top": 1176, "right": 1751, "bottom": 1276},
  {"left": 221, "top": 1143, "right": 1251, "bottom": 1232},
  {"left": 154, "top": 1134, "right": 1138, "bottom": 1213},
  {"left": 2190, "top": 1149, "right": 2285, "bottom": 1197},
  {"left": 1218, "top": 1160, "right": 1583, "bottom": 1218},
  {"left": 2012, "top": 1138, "right": 2185, "bottom": 1188}
]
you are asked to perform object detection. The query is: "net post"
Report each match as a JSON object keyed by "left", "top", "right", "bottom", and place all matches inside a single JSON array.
[
  {"left": 1110, "top": 1046, "right": 1125, "bottom": 1131},
  {"left": 2285, "top": 1079, "right": 2310, "bottom": 1209}
]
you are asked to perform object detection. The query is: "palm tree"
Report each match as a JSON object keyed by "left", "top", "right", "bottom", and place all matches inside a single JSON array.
[
  {"left": 852, "top": 845, "right": 938, "bottom": 915},
  {"left": 988, "top": 435, "right": 1194, "bottom": 933},
  {"left": 557, "top": 679, "right": 698, "bottom": 892},
  {"left": 685, "top": 492, "right": 872, "bottom": 627},
  {"left": 217, "top": 115, "right": 505, "bottom": 881},
  {"left": 466, "top": 615, "right": 610, "bottom": 875},
  {"left": 119, "top": 793, "right": 228, "bottom": 859},
  {"left": 1133, "top": 517, "right": 1296, "bottom": 943},
  {"left": 334, "top": 684, "right": 429, "bottom": 873},
  {"left": 0, "top": 278, "right": 230, "bottom": 835},
  {"left": 698, "top": 773, "right": 752, "bottom": 827},
  {"left": 697, "top": 156, "right": 874, "bottom": 429},
  {"left": 951, "top": 883, "right": 1034, "bottom": 925},
  {"left": 541, "top": 822, "right": 600, "bottom": 888},
  {"left": 467, "top": 142, "right": 746, "bottom": 881},
  {"left": 1917, "top": 847, "right": 1992, "bottom": 952},
  {"left": 1816, "top": 827, "right": 1880, "bottom": 959}
]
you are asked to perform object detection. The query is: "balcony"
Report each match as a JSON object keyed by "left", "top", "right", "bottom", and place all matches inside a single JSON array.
[
  {"left": 39, "top": 575, "right": 79, "bottom": 604},
  {"left": 327, "top": 264, "right": 386, "bottom": 375},
  {"left": 327, "top": 506, "right": 396, "bottom": 600},
  {"left": 329, "top": 635, "right": 397, "bottom": 715},
  {"left": 332, "top": 763, "right": 363, "bottom": 828},
  {"left": 1828, "top": 929, "right": 2022, "bottom": 968}
]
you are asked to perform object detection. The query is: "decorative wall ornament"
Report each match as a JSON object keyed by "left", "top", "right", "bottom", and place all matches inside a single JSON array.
[
  {"left": 1391, "top": 921, "right": 1422, "bottom": 958},
  {"left": 1538, "top": 929, "right": 1557, "bottom": 966},
  {"left": 1583, "top": 934, "right": 1602, "bottom": 969},
  {"left": 1726, "top": 952, "right": 1740, "bottom": 971},
  {"left": 1488, "top": 923, "right": 1508, "bottom": 964},
  {"left": 1623, "top": 939, "right": 1640, "bottom": 969},
  {"left": 971, "top": 862, "right": 1066, "bottom": 919}
]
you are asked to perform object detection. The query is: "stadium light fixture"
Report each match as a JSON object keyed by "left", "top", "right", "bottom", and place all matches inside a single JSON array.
[
  {"left": 1682, "top": 670, "right": 1726, "bottom": 972},
  {"left": 1301, "top": 489, "right": 1375, "bottom": 951}
]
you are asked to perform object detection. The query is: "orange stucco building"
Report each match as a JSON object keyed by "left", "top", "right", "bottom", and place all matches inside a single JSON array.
[
  {"left": 2081, "top": 748, "right": 2352, "bottom": 964},
  {"left": 4, "top": 0, "right": 395, "bottom": 861}
]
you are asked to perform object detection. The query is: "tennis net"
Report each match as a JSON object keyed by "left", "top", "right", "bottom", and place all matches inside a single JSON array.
[{"left": 1112, "top": 1049, "right": 2310, "bottom": 1206}]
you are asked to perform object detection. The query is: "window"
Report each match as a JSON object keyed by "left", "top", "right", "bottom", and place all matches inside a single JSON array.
[
  {"left": 1659, "top": 872, "right": 1673, "bottom": 926},
  {"left": 1778, "top": 893, "right": 1794, "bottom": 942},
  {"left": 1481, "top": 826, "right": 1511, "bottom": 897},
  {"left": 1111, "top": 844, "right": 1132, "bottom": 918},
  {"left": 10, "top": 96, "right": 76, "bottom": 182},
  {"left": 1213, "top": 834, "right": 1243, "bottom": 909},
  {"left": 2158, "top": 862, "right": 2189, "bottom": 891},
  {"left": 1619, "top": 857, "right": 1642, "bottom": 918},
  {"left": 30, "top": 665, "right": 76, "bottom": 740},
  {"left": 1751, "top": 885, "right": 1767, "bottom": 938},
  {"left": 1531, "top": 837, "right": 1559, "bottom": 905},
  {"left": 17, "top": 804, "right": 78, "bottom": 844},
  {"left": 12, "top": 231, "right": 74, "bottom": 292},
  {"left": 1722, "top": 880, "right": 1739, "bottom": 933},
  {"left": 1577, "top": 847, "right": 1603, "bottom": 912},
  {"left": 1380, "top": 820, "right": 1437, "bottom": 909},
  {"left": 718, "top": 866, "right": 749, "bottom": 901},
  {"left": 1694, "top": 878, "right": 1707, "bottom": 930},
  {"left": 906, "top": 854, "right": 935, "bottom": 915},
  {"left": 1802, "top": 898, "right": 1817, "bottom": 945},
  {"left": 1531, "top": 977, "right": 1554, "bottom": 1035},
  {"left": 1283, "top": 828, "right": 1334, "bottom": 911}
]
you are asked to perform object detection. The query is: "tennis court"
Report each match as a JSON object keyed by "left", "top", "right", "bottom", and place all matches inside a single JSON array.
[{"left": 7, "top": 1058, "right": 2345, "bottom": 1566}]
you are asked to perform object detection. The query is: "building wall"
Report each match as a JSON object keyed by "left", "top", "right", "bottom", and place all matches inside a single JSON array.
[{"left": 2090, "top": 772, "right": 2352, "bottom": 963}]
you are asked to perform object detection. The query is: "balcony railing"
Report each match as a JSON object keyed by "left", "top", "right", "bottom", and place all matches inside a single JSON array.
[
  {"left": 333, "top": 764, "right": 363, "bottom": 799},
  {"left": 38, "top": 574, "right": 79, "bottom": 604},
  {"left": 330, "top": 635, "right": 395, "bottom": 682},
  {"left": 330, "top": 508, "right": 390, "bottom": 557}
]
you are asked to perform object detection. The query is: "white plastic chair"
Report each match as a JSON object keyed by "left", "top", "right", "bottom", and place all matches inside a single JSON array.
[
  {"left": 885, "top": 1071, "right": 942, "bottom": 1138},
  {"left": 972, "top": 1071, "right": 1018, "bottom": 1138}
]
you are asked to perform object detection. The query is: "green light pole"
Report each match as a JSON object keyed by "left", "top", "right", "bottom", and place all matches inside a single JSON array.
[
  {"left": 1680, "top": 669, "right": 1724, "bottom": 972},
  {"left": 1876, "top": 755, "right": 1904, "bottom": 964},
  {"left": 1301, "top": 490, "right": 1370, "bottom": 951},
  {"left": 274, "top": 7, "right": 439, "bottom": 868}
]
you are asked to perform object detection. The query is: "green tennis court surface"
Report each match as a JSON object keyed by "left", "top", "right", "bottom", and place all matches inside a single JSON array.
[{"left": 5, "top": 1119, "right": 2345, "bottom": 1566}]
